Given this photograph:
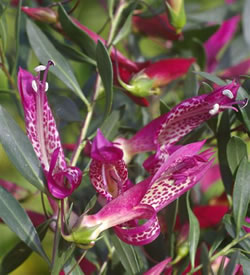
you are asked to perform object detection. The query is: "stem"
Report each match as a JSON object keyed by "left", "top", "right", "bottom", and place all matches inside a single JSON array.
[
  {"left": 188, "top": 233, "right": 250, "bottom": 274},
  {"left": 70, "top": 0, "right": 126, "bottom": 166},
  {"left": 98, "top": 246, "right": 115, "bottom": 275},
  {"left": 51, "top": 206, "right": 61, "bottom": 267},
  {"left": 66, "top": 250, "right": 87, "bottom": 275},
  {"left": 0, "top": 43, "right": 16, "bottom": 90}
]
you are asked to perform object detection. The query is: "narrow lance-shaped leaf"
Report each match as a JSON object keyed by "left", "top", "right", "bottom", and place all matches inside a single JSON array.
[
  {"left": 186, "top": 192, "right": 200, "bottom": 269},
  {"left": 110, "top": 233, "right": 145, "bottom": 274},
  {"left": 26, "top": 19, "right": 88, "bottom": 105},
  {"left": 227, "top": 136, "right": 248, "bottom": 175},
  {"left": 0, "top": 186, "right": 49, "bottom": 263},
  {"left": 0, "top": 105, "right": 45, "bottom": 191},
  {"left": 96, "top": 40, "right": 113, "bottom": 119},
  {"left": 233, "top": 157, "right": 250, "bottom": 237}
]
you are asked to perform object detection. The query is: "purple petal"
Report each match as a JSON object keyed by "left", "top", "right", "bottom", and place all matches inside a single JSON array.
[
  {"left": 116, "top": 82, "right": 241, "bottom": 162},
  {"left": 0, "top": 179, "right": 29, "bottom": 200},
  {"left": 205, "top": 16, "right": 240, "bottom": 73},
  {"left": 144, "top": 257, "right": 172, "bottom": 275},
  {"left": 89, "top": 159, "right": 128, "bottom": 201},
  {"left": 220, "top": 59, "right": 250, "bottom": 79},
  {"left": 114, "top": 205, "right": 161, "bottom": 246},
  {"left": 18, "top": 68, "right": 66, "bottom": 172},
  {"left": 47, "top": 148, "right": 82, "bottom": 199},
  {"left": 91, "top": 129, "right": 123, "bottom": 163},
  {"left": 141, "top": 141, "right": 214, "bottom": 212}
]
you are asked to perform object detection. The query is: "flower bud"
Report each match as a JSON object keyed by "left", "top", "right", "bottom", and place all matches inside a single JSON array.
[
  {"left": 165, "top": 0, "right": 186, "bottom": 33},
  {"left": 21, "top": 7, "right": 57, "bottom": 24}
]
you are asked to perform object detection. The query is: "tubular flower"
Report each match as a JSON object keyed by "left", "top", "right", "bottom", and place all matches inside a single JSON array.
[
  {"left": 65, "top": 133, "right": 213, "bottom": 246},
  {"left": 204, "top": 15, "right": 240, "bottom": 73},
  {"left": 132, "top": 13, "right": 180, "bottom": 40},
  {"left": 17, "top": 61, "right": 82, "bottom": 199},
  {"left": 115, "top": 81, "right": 246, "bottom": 163}
]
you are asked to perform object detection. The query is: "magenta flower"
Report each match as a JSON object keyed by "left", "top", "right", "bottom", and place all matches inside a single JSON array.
[
  {"left": 115, "top": 81, "right": 246, "bottom": 163},
  {"left": 143, "top": 257, "right": 172, "bottom": 275},
  {"left": 66, "top": 132, "right": 213, "bottom": 246},
  {"left": 18, "top": 61, "right": 82, "bottom": 199},
  {"left": 204, "top": 15, "right": 240, "bottom": 73}
]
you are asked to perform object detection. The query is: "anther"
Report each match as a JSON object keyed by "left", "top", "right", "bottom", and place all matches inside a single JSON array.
[
  {"left": 32, "top": 80, "right": 38, "bottom": 92},
  {"left": 45, "top": 82, "right": 49, "bottom": 92},
  {"left": 222, "top": 89, "right": 234, "bottom": 99},
  {"left": 209, "top": 103, "right": 220, "bottom": 115},
  {"left": 34, "top": 65, "right": 47, "bottom": 73},
  {"left": 48, "top": 60, "right": 55, "bottom": 66}
]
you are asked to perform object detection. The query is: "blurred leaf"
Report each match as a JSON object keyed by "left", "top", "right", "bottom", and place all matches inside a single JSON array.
[
  {"left": 217, "top": 111, "right": 233, "bottom": 194},
  {"left": 198, "top": 82, "right": 213, "bottom": 95},
  {"left": 225, "top": 251, "right": 240, "bottom": 275},
  {"left": 83, "top": 195, "right": 97, "bottom": 213},
  {"left": 0, "top": 186, "right": 49, "bottom": 263},
  {"left": 100, "top": 105, "right": 125, "bottom": 139},
  {"left": 26, "top": 20, "right": 87, "bottom": 104},
  {"left": 0, "top": 13, "right": 7, "bottom": 51},
  {"left": 186, "top": 192, "right": 200, "bottom": 269},
  {"left": 108, "top": 0, "right": 115, "bottom": 18},
  {"left": 52, "top": 237, "right": 76, "bottom": 275},
  {"left": 187, "top": 5, "right": 229, "bottom": 23},
  {"left": 160, "top": 99, "right": 171, "bottom": 114},
  {"left": 239, "top": 253, "right": 250, "bottom": 274},
  {"left": 208, "top": 227, "right": 226, "bottom": 257},
  {"left": 0, "top": 220, "right": 49, "bottom": 274},
  {"left": 58, "top": 4, "right": 97, "bottom": 60},
  {"left": 183, "top": 65, "right": 198, "bottom": 98},
  {"left": 45, "top": 32, "right": 96, "bottom": 66},
  {"left": 217, "top": 256, "right": 226, "bottom": 275},
  {"left": 243, "top": 0, "right": 250, "bottom": 46},
  {"left": 223, "top": 214, "right": 250, "bottom": 251},
  {"left": 191, "top": 38, "right": 206, "bottom": 70},
  {"left": 113, "top": 13, "right": 132, "bottom": 45},
  {"left": 110, "top": 233, "right": 144, "bottom": 274},
  {"left": 237, "top": 85, "right": 250, "bottom": 133},
  {"left": 182, "top": 25, "right": 219, "bottom": 43},
  {"left": 200, "top": 243, "right": 210, "bottom": 275},
  {"left": 233, "top": 157, "right": 250, "bottom": 237},
  {"left": 96, "top": 40, "right": 113, "bottom": 119},
  {"left": 227, "top": 136, "right": 247, "bottom": 175},
  {"left": 63, "top": 256, "right": 84, "bottom": 275},
  {"left": 51, "top": 95, "right": 82, "bottom": 122},
  {"left": 195, "top": 72, "right": 226, "bottom": 86},
  {"left": 0, "top": 106, "right": 45, "bottom": 191}
]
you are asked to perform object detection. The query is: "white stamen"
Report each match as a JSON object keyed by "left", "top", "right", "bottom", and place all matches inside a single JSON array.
[
  {"left": 32, "top": 80, "right": 38, "bottom": 92},
  {"left": 45, "top": 82, "right": 49, "bottom": 92},
  {"left": 222, "top": 89, "right": 234, "bottom": 99},
  {"left": 34, "top": 65, "right": 47, "bottom": 72},
  {"left": 209, "top": 103, "right": 220, "bottom": 115}
]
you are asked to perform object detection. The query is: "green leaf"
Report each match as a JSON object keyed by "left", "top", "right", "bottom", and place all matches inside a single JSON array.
[
  {"left": 233, "top": 157, "right": 250, "bottom": 237},
  {"left": 191, "top": 38, "right": 206, "bottom": 70},
  {"left": 239, "top": 253, "right": 250, "bottom": 274},
  {"left": 45, "top": 32, "right": 96, "bottom": 66},
  {"left": 160, "top": 99, "right": 171, "bottom": 114},
  {"left": 26, "top": 19, "right": 88, "bottom": 105},
  {"left": 225, "top": 251, "right": 240, "bottom": 275},
  {"left": 186, "top": 192, "right": 200, "bottom": 269},
  {"left": 217, "top": 111, "right": 233, "bottom": 194},
  {"left": 113, "top": 14, "right": 132, "bottom": 45},
  {"left": 51, "top": 237, "right": 76, "bottom": 275},
  {"left": 0, "top": 220, "right": 49, "bottom": 274},
  {"left": 100, "top": 105, "right": 125, "bottom": 139},
  {"left": 63, "top": 256, "right": 84, "bottom": 275},
  {"left": 96, "top": 40, "right": 113, "bottom": 119},
  {"left": 110, "top": 233, "right": 144, "bottom": 274},
  {"left": 208, "top": 227, "right": 226, "bottom": 257},
  {"left": 183, "top": 65, "right": 198, "bottom": 99},
  {"left": 0, "top": 106, "right": 45, "bottom": 191},
  {"left": 237, "top": 85, "right": 250, "bottom": 133},
  {"left": 108, "top": 0, "right": 115, "bottom": 18},
  {"left": 200, "top": 243, "right": 211, "bottom": 275},
  {"left": 58, "top": 4, "right": 97, "bottom": 60},
  {"left": 243, "top": 0, "right": 250, "bottom": 46},
  {"left": 227, "top": 136, "right": 248, "bottom": 175},
  {"left": 195, "top": 72, "right": 226, "bottom": 86},
  {"left": 0, "top": 186, "right": 49, "bottom": 263}
]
